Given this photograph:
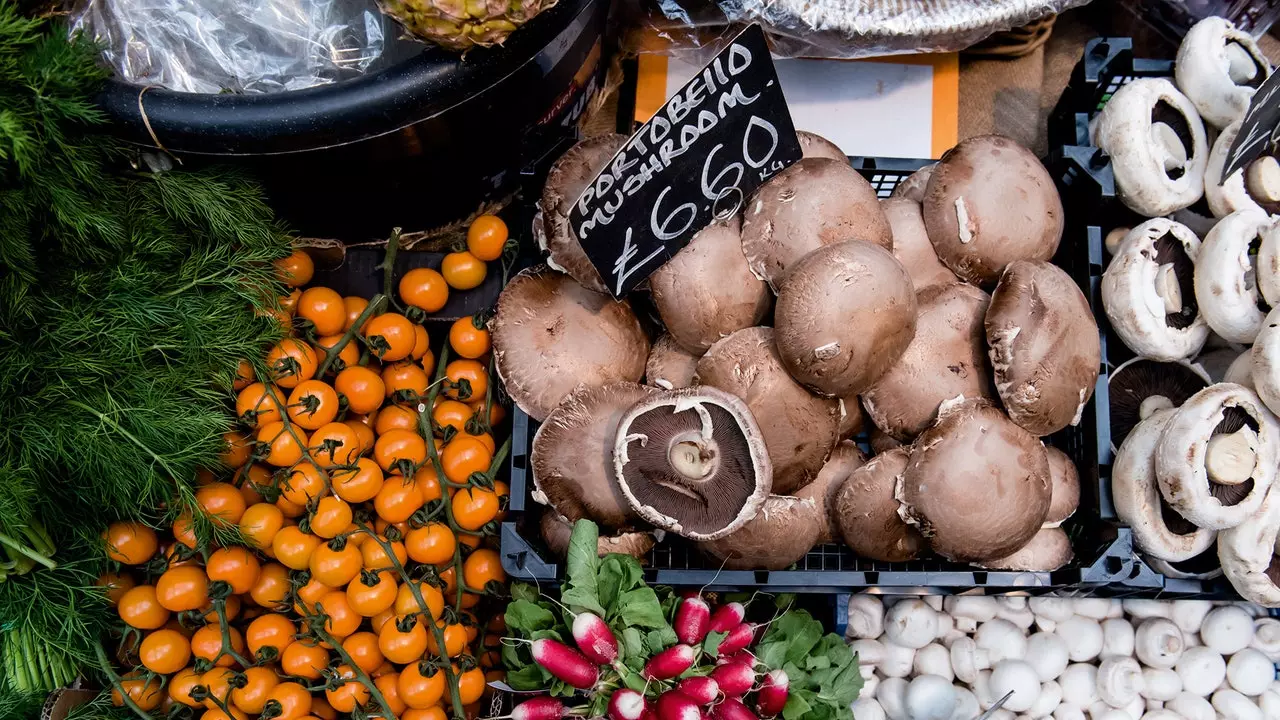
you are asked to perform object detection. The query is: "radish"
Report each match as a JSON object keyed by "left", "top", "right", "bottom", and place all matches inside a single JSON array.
[
  {"left": 716, "top": 651, "right": 754, "bottom": 666},
  {"left": 708, "top": 602, "right": 745, "bottom": 633},
  {"left": 644, "top": 643, "right": 696, "bottom": 680},
  {"left": 656, "top": 691, "right": 704, "bottom": 720},
  {"left": 571, "top": 611, "right": 618, "bottom": 664},
  {"left": 715, "top": 623, "right": 754, "bottom": 657},
  {"left": 503, "top": 696, "right": 568, "bottom": 720},
  {"left": 710, "top": 661, "right": 756, "bottom": 697},
  {"left": 675, "top": 597, "right": 712, "bottom": 645},
  {"left": 755, "top": 669, "right": 788, "bottom": 717},
  {"left": 674, "top": 676, "right": 720, "bottom": 705},
  {"left": 531, "top": 638, "right": 599, "bottom": 689},
  {"left": 709, "top": 698, "right": 758, "bottom": 720},
  {"left": 608, "top": 689, "right": 649, "bottom": 720}
]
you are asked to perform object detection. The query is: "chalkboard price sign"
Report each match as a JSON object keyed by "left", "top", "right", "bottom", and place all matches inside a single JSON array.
[
  {"left": 1224, "top": 68, "right": 1280, "bottom": 179},
  {"left": 568, "top": 24, "right": 802, "bottom": 298}
]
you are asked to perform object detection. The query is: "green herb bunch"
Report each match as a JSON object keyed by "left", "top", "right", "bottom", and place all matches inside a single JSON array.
[{"left": 0, "top": 0, "right": 291, "bottom": 702}]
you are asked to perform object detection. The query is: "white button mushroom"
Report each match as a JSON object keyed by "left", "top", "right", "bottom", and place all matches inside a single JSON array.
[
  {"left": 1201, "top": 605, "right": 1256, "bottom": 655},
  {"left": 1140, "top": 668, "right": 1182, "bottom": 702},
  {"left": 904, "top": 675, "right": 957, "bottom": 720},
  {"left": 1174, "top": 16, "right": 1272, "bottom": 129},
  {"left": 914, "top": 644, "right": 954, "bottom": 682},
  {"left": 1183, "top": 631, "right": 1202, "bottom": 648},
  {"left": 948, "top": 687, "right": 979, "bottom": 720},
  {"left": 946, "top": 596, "right": 1000, "bottom": 624},
  {"left": 1170, "top": 600, "right": 1213, "bottom": 634},
  {"left": 1167, "top": 691, "right": 1216, "bottom": 720},
  {"left": 996, "top": 603, "right": 1035, "bottom": 631},
  {"left": 886, "top": 599, "right": 940, "bottom": 650},
  {"left": 1122, "top": 695, "right": 1147, "bottom": 719},
  {"left": 863, "top": 670, "right": 882, "bottom": 698},
  {"left": 1059, "top": 616, "right": 1105, "bottom": 662},
  {"left": 923, "top": 596, "right": 943, "bottom": 612},
  {"left": 1088, "top": 708, "right": 1131, "bottom": 720},
  {"left": 1026, "top": 632, "right": 1070, "bottom": 682},
  {"left": 975, "top": 619, "right": 1028, "bottom": 663},
  {"left": 1137, "top": 711, "right": 1181, "bottom": 720},
  {"left": 1102, "top": 618, "right": 1137, "bottom": 659},
  {"left": 1097, "top": 657, "right": 1145, "bottom": 708},
  {"left": 934, "top": 614, "right": 956, "bottom": 642},
  {"left": 1135, "top": 618, "right": 1185, "bottom": 669},
  {"left": 851, "top": 639, "right": 887, "bottom": 668},
  {"left": 974, "top": 670, "right": 995, "bottom": 711},
  {"left": 987, "top": 711, "right": 1014, "bottom": 720},
  {"left": 852, "top": 698, "right": 887, "bottom": 720},
  {"left": 878, "top": 676, "right": 909, "bottom": 720},
  {"left": 1029, "top": 679, "right": 1064, "bottom": 718},
  {"left": 1250, "top": 617, "right": 1280, "bottom": 661},
  {"left": 989, "top": 660, "right": 1041, "bottom": 713},
  {"left": 1060, "top": 664, "right": 1101, "bottom": 708},
  {"left": 1030, "top": 597, "right": 1076, "bottom": 623},
  {"left": 1194, "top": 211, "right": 1277, "bottom": 344},
  {"left": 1225, "top": 647, "right": 1274, "bottom": 696},
  {"left": 1211, "top": 688, "right": 1265, "bottom": 720},
  {"left": 1122, "top": 599, "right": 1174, "bottom": 620},
  {"left": 848, "top": 595, "right": 886, "bottom": 639},
  {"left": 1258, "top": 687, "right": 1280, "bottom": 719},
  {"left": 950, "top": 637, "right": 991, "bottom": 685},
  {"left": 1175, "top": 646, "right": 1227, "bottom": 697},
  {"left": 881, "top": 642, "right": 917, "bottom": 679},
  {"left": 1053, "top": 705, "right": 1086, "bottom": 720},
  {"left": 1073, "top": 598, "right": 1117, "bottom": 620}
]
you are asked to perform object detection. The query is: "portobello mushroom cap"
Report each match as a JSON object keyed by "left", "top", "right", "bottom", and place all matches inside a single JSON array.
[
  {"left": 492, "top": 266, "right": 649, "bottom": 421},
  {"left": 1108, "top": 357, "right": 1212, "bottom": 452},
  {"left": 740, "top": 158, "right": 893, "bottom": 290},
  {"left": 1114, "top": 408, "right": 1218, "bottom": 562},
  {"left": 1218, "top": 483, "right": 1280, "bottom": 606},
  {"left": 696, "top": 327, "right": 840, "bottom": 494},
  {"left": 1101, "top": 218, "right": 1209, "bottom": 362},
  {"left": 1045, "top": 447, "right": 1081, "bottom": 528},
  {"left": 613, "top": 386, "right": 771, "bottom": 541},
  {"left": 698, "top": 495, "right": 825, "bottom": 570},
  {"left": 1193, "top": 209, "right": 1276, "bottom": 343},
  {"left": 985, "top": 261, "right": 1102, "bottom": 436},
  {"left": 922, "top": 135, "right": 1063, "bottom": 287},
  {"left": 1174, "top": 16, "right": 1272, "bottom": 129},
  {"left": 870, "top": 426, "right": 903, "bottom": 455},
  {"left": 862, "top": 282, "right": 995, "bottom": 441},
  {"left": 540, "top": 134, "right": 628, "bottom": 293},
  {"left": 645, "top": 334, "right": 701, "bottom": 391},
  {"left": 1090, "top": 78, "right": 1208, "bottom": 217},
  {"left": 838, "top": 396, "right": 867, "bottom": 438},
  {"left": 835, "top": 447, "right": 926, "bottom": 562},
  {"left": 1155, "top": 383, "right": 1279, "bottom": 530},
  {"left": 540, "top": 511, "right": 657, "bottom": 560},
  {"left": 882, "top": 197, "right": 959, "bottom": 291},
  {"left": 890, "top": 164, "right": 935, "bottom": 204},
  {"left": 797, "top": 130, "right": 846, "bottom": 161},
  {"left": 896, "top": 398, "right": 1052, "bottom": 562},
  {"left": 774, "top": 240, "right": 917, "bottom": 398},
  {"left": 975, "top": 527, "right": 1073, "bottom": 572},
  {"left": 799, "top": 440, "right": 867, "bottom": 545},
  {"left": 531, "top": 381, "right": 657, "bottom": 529},
  {"left": 649, "top": 217, "right": 771, "bottom": 354}
]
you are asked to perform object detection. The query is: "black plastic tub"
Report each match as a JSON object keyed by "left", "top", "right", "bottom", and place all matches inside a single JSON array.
[{"left": 95, "top": 0, "right": 608, "bottom": 241}]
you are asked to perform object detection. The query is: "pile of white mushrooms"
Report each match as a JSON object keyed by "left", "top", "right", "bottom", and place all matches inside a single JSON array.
[
  {"left": 1097, "top": 17, "right": 1280, "bottom": 605},
  {"left": 846, "top": 595, "right": 1280, "bottom": 720}
]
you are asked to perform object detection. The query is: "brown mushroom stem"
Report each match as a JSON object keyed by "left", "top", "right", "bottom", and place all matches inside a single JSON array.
[
  {"left": 1205, "top": 427, "right": 1259, "bottom": 486},
  {"left": 1152, "top": 122, "right": 1189, "bottom": 170},
  {"left": 1246, "top": 156, "right": 1280, "bottom": 204}
]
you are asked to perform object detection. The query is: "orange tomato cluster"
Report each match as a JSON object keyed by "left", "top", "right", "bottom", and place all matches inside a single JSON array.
[{"left": 100, "top": 226, "right": 514, "bottom": 720}]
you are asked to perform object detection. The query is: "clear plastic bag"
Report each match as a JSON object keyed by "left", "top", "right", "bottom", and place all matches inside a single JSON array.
[
  {"left": 630, "top": 0, "right": 1090, "bottom": 60},
  {"left": 69, "top": 0, "right": 392, "bottom": 94}
]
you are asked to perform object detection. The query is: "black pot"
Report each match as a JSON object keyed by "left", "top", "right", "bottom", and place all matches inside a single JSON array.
[{"left": 96, "top": 0, "right": 608, "bottom": 240}]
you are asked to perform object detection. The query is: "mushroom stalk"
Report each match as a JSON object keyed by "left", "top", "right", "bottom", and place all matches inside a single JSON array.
[{"left": 1204, "top": 426, "right": 1259, "bottom": 485}]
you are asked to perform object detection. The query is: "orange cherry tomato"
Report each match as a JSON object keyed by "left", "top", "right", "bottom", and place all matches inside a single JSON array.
[
  {"left": 455, "top": 666, "right": 487, "bottom": 705},
  {"left": 374, "top": 429, "right": 427, "bottom": 472},
  {"left": 297, "top": 287, "right": 345, "bottom": 335},
  {"left": 245, "top": 612, "right": 296, "bottom": 660},
  {"left": 331, "top": 457, "right": 385, "bottom": 503},
  {"left": 403, "top": 708, "right": 449, "bottom": 720},
  {"left": 394, "top": 581, "right": 444, "bottom": 620},
  {"left": 239, "top": 503, "right": 285, "bottom": 550},
  {"left": 220, "top": 430, "right": 254, "bottom": 468},
  {"left": 398, "top": 662, "right": 446, "bottom": 710},
  {"left": 233, "top": 463, "right": 270, "bottom": 506},
  {"left": 272, "top": 526, "right": 322, "bottom": 571},
  {"left": 375, "top": 672, "right": 408, "bottom": 715},
  {"left": 466, "top": 215, "right": 508, "bottom": 262},
  {"left": 104, "top": 521, "right": 158, "bottom": 565},
  {"left": 420, "top": 348, "right": 436, "bottom": 376},
  {"left": 198, "top": 481, "right": 249, "bottom": 525},
  {"left": 426, "top": 620, "right": 468, "bottom": 657},
  {"left": 364, "top": 313, "right": 417, "bottom": 362},
  {"left": 379, "top": 616, "right": 429, "bottom": 664},
  {"left": 256, "top": 422, "right": 309, "bottom": 468},
  {"left": 281, "top": 641, "right": 329, "bottom": 681},
  {"left": 169, "top": 667, "right": 203, "bottom": 707},
  {"left": 97, "top": 572, "right": 136, "bottom": 605},
  {"left": 431, "top": 400, "right": 472, "bottom": 436},
  {"left": 249, "top": 563, "right": 291, "bottom": 609},
  {"left": 286, "top": 380, "right": 340, "bottom": 430},
  {"left": 463, "top": 548, "right": 505, "bottom": 591},
  {"left": 493, "top": 479, "right": 509, "bottom": 521},
  {"left": 458, "top": 532, "right": 482, "bottom": 550},
  {"left": 346, "top": 571, "right": 398, "bottom": 617},
  {"left": 309, "top": 495, "right": 353, "bottom": 540},
  {"left": 155, "top": 565, "right": 208, "bottom": 612},
  {"left": 281, "top": 288, "right": 302, "bottom": 314},
  {"left": 405, "top": 523, "right": 456, "bottom": 566},
  {"left": 469, "top": 398, "right": 506, "bottom": 428},
  {"left": 265, "top": 681, "right": 313, "bottom": 720},
  {"left": 206, "top": 546, "right": 262, "bottom": 594},
  {"left": 343, "top": 296, "right": 371, "bottom": 334},
  {"left": 444, "top": 359, "right": 488, "bottom": 402},
  {"left": 309, "top": 422, "right": 362, "bottom": 468},
  {"left": 232, "top": 359, "right": 255, "bottom": 392},
  {"left": 375, "top": 404, "right": 420, "bottom": 435},
  {"left": 229, "top": 666, "right": 279, "bottom": 715},
  {"left": 325, "top": 665, "right": 371, "bottom": 713},
  {"left": 281, "top": 461, "right": 328, "bottom": 506},
  {"left": 276, "top": 494, "right": 306, "bottom": 518},
  {"left": 200, "top": 667, "right": 236, "bottom": 710},
  {"left": 335, "top": 366, "right": 385, "bottom": 415},
  {"left": 173, "top": 512, "right": 197, "bottom": 548},
  {"left": 374, "top": 476, "right": 425, "bottom": 523},
  {"left": 341, "top": 631, "right": 385, "bottom": 673},
  {"left": 411, "top": 324, "right": 430, "bottom": 361},
  {"left": 383, "top": 360, "right": 429, "bottom": 401},
  {"left": 275, "top": 249, "right": 314, "bottom": 287},
  {"left": 361, "top": 535, "right": 408, "bottom": 571},
  {"left": 314, "top": 334, "right": 359, "bottom": 373},
  {"left": 140, "top": 628, "right": 191, "bottom": 674},
  {"left": 465, "top": 431, "right": 496, "bottom": 454},
  {"left": 112, "top": 672, "right": 163, "bottom": 711},
  {"left": 310, "top": 542, "right": 363, "bottom": 588},
  {"left": 315, "top": 591, "right": 362, "bottom": 638},
  {"left": 452, "top": 487, "right": 500, "bottom": 532},
  {"left": 448, "top": 316, "right": 491, "bottom": 359},
  {"left": 441, "top": 436, "right": 492, "bottom": 483},
  {"left": 266, "top": 339, "right": 318, "bottom": 389},
  {"left": 190, "top": 623, "right": 245, "bottom": 668},
  {"left": 236, "top": 383, "right": 283, "bottom": 428},
  {"left": 344, "top": 419, "right": 376, "bottom": 455},
  {"left": 415, "top": 465, "right": 443, "bottom": 504},
  {"left": 295, "top": 575, "right": 331, "bottom": 613},
  {"left": 399, "top": 268, "right": 449, "bottom": 314},
  {"left": 309, "top": 697, "right": 339, "bottom": 720},
  {"left": 441, "top": 251, "right": 487, "bottom": 290}
]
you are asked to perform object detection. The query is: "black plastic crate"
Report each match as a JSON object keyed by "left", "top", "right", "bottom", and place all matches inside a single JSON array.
[{"left": 498, "top": 155, "right": 1156, "bottom": 594}]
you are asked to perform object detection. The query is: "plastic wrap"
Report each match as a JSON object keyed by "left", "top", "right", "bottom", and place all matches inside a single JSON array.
[
  {"left": 69, "top": 0, "right": 392, "bottom": 94},
  {"left": 633, "top": 0, "right": 1091, "bottom": 59}
]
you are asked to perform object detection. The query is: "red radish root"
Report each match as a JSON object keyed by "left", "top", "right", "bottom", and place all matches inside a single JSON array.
[
  {"left": 507, "top": 696, "right": 568, "bottom": 720},
  {"left": 608, "top": 689, "right": 649, "bottom": 720},
  {"left": 532, "top": 638, "right": 599, "bottom": 689},
  {"left": 710, "top": 661, "right": 756, "bottom": 697},
  {"left": 710, "top": 698, "right": 758, "bottom": 720},
  {"left": 571, "top": 611, "right": 618, "bottom": 664},
  {"left": 675, "top": 597, "right": 712, "bottom": 645},
  {"left": 656, "top": 691, "right": 705, "bottom": 720},
  {"left": 644, "top": 643, "right": 696, "bottom": 680},
  {"left": 716, "top": 623, "right": 754, "bottom": 657},
  {"left": 755, "top": 669, "right": 788, "bottom": 717},
  {"left": 675, "top": 676, "right": 720, "bottom": 705},
  {"left": 708, "top": 602, "right": 745, "bottom": 633}
]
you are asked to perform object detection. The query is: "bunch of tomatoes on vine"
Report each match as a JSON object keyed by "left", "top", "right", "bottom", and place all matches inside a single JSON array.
[{"left": 98, "top": 217, "right": 518, "bottom": 720}]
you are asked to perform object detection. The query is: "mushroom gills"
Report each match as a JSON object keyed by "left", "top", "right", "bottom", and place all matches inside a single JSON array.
[
  {"left": 1225, "top": 40, "right": 1267, "bottom": 88},
  {"left": 1204, "top": 407, "right": 1259, "bottom": 505},
  {"left": 1151, "top": 101, "right": 1195, "bottom": 180},
  {"left": 1108, "top": 359, "right": 1210, "bottom": 450}
]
